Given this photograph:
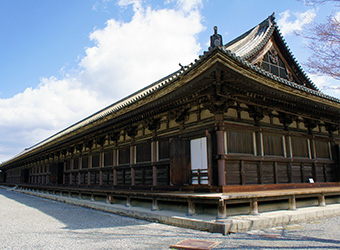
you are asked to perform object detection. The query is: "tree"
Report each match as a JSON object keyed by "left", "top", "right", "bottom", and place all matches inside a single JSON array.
[{"left": 300, "top": 0, "right": 340, "bottom": 80}]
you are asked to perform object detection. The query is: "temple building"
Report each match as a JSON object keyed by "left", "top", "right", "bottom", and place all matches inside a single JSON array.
[{"left": 1, "top": 14, "right": 339, "bottom": 221}]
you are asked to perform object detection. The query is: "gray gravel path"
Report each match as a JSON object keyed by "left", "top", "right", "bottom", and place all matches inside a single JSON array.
[{"left": 1, "top": 188, "right": 340, "bottom": 249}]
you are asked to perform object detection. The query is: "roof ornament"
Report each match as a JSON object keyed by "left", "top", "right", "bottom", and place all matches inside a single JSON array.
[{"left": 210, "top": 26, "right": 223, "bottom": 49}]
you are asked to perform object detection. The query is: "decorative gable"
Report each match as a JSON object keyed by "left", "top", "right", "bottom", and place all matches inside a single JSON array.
[
  {"left": 253, "top": 45, "right": 295, "bottom": 83},
  {"left": 225, "top": 13, "right": 318, "bottom": 91}
]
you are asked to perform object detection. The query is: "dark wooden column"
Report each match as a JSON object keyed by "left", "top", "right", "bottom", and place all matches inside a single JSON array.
[
  {"left": 113, "top": 149, "right": 118, "bottom": 186},
  {"left": 152, "top": 140, "right": 158, "bottom": 186},
  {"left": 99, "top": 152, "right": 103, "bottom": 185},
  {"left": 130, "top": 145, "right": 135, "bottom": 186},
  {"left": 215, "top": 114, "right": 226, "bottom": 186},
  {"left": 206, "top": 130, "right": 214, "bottom": 186}
]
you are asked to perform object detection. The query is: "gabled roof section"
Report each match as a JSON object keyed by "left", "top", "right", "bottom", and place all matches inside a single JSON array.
[{"left": 224, "top": 13, "right": 318, "bottom": 91}]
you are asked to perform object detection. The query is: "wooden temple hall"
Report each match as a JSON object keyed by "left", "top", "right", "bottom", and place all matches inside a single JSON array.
[{"left": 1, "top": 14, "right": 340, "bottom": 219}]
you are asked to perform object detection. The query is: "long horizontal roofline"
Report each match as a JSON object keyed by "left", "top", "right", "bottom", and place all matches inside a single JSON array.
[{"left": 2, "top": 14, "right": 340, "bottom": 166}]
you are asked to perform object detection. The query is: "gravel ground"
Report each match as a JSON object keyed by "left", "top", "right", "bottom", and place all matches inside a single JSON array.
[{"left": 1, "top": 188, "right": 340, "bottom": 250}]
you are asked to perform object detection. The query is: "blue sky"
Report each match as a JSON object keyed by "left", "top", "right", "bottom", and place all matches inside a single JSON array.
[{"left": 0, "top": 0, "right": 339, "bottom": 162}]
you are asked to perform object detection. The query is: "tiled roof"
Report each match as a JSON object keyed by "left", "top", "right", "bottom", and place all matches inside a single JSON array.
[
  {"left": 2, "top": 14, "right": 340, "bottom": 165},
  {"left": 225, "top": 13, "right": 319, "bottom": 91},
  {"left": 225, "top": 14, "right": 275, "bottom": 59},
  {"left": 219, "top": 46, "right": 340, "bottom": 104}
]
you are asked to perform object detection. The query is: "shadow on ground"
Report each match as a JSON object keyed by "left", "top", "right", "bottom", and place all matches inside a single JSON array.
[{"left": 0, "top": 188, "right": 148, "bottom": 230}]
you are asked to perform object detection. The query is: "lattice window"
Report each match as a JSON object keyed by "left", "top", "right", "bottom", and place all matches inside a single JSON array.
[{"left": 260, "top": 48, "right": 293, "bottom": 81}]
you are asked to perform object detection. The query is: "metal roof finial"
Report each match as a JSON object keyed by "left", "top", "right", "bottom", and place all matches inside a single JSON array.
[{"left": 210, "top": 26, "right": 223, "bottom": 49}]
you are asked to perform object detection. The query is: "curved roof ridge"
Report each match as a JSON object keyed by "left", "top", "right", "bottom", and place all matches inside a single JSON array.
[
  {"left": 218, "top": 46, "right": 340, "bottom": 104},
  {"left": 225, "top": 13, "right": 275, "bottom": 59},
  {"left": 271, "top": 18, "right": 319, "bottom": 91},
  {"left": 224, "top": 13, "right": 320, "bottom": 92}
]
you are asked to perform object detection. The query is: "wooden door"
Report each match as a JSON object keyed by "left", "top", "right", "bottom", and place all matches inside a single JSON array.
[{"left": 170, "top": 137, "right": 190, "bottom": 186}]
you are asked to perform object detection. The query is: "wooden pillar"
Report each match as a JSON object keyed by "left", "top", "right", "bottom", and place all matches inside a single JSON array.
[
  {"left": 130, "top": 146, "right": 135, "bottom": 186},
  {"left": 289, "top": 195, "right": 296, "bottom": 210},
  {"left": 113, "top": 169, "right": 117, "bottom": 186},
  {"left": 318, "top": 194, "right": 326, "bottom": 206},
  {"left": 216, "top": 130, "right": 226, "bottom": 186},
  {"left": 187, "top": 199, "right": 195, "bottom": 216},
  {"left": 106, "top": 195, "right": 113, "bottom": 204},
  {"left": 217, "top": 198, "right": 227, "bottom": 219},
  {"left": 274, "top": 162, "right": 279, "bottom": 184},
  {"left": 215, "top": 113, "right": 226, "bottom": 186},
  {"left": 207, "top": 130, "right": 213, "bottom": 186},
  {"left": 250, "top": 199, "right": 259, "bottom": 215},
  {"left": 152, "top": 141, "right": 158, "bottom": 186},
  {"left": 153, "top": 166, "right": 157, "bottom": 186},
  {"left": 126, "top": 196, "right": 131, "bottom": 207},
  {"left": 152, "top": 198, "right": 159, "bottom": 211},
  {"left": 63, "top": 162, "right": 66, "bottom": 185},
  {"left": 285, "top": 135, "right": 292, "bottom": 158},
  {"left": 257, "top": 161, "right": 263, "bottom": 184},
  {"left": 87, "top": 156, "right": 91, "bottom": 185},
  {"left": 99, "top": 152, "right": 103, "bottom": 185},
  {"left": 113, "top": 149, "right": 118, "bottom": 186}
]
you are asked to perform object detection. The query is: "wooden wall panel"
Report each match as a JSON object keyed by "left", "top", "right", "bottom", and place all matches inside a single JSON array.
[
  {"left": 262, "top": 164, "right": 275, "bottom": 184},
  {"left": 104, "top": 151, "right": 113, "bottom": 167},
  {"left": 315, "top": 140, "right": 330, "bottom": 159},
  {"left": 325, "top": 164, "right": 336, "bottom": 182},
  {"left": 303, "top": 165, "right": 313, "bottom": 182},
  {"left": 116, "top": 169, "right": 124, "bottom": 185},
  {"left": 263, "top": 134, "right": 284, "bottom": 156},
  {"left": 244, "top": 163, "right": 258, "bottom": 184},
  {"left": 277, "top": 164, "right": 289, "bottom": 183},
  {"left": 226, "top": 162, "right": 241, "bottom": 185},
  {"left": 157, "top": 165, "right": 169, "bottom": 186},
  {"left": 136, "top": 142, "right": 151, "bottom": 163},
  {"left": 92, "top": 154, "right": 100, "bottom": 168},
  {"left": 315, "top": 164, "right": 326, "bottom": 182},
  {"left": 227, "top": 131, "right": 254, "bottom": 154},
  {"left": 291, "top": 137, "right": 309, "bottom": 158},
  {"left": 291, "top": 164, "right": 302, "bottom": 183}
]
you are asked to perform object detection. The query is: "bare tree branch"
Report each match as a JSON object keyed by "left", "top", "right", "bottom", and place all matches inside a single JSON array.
[
  {"left": 300, "top": 0, "right": 340, "bottom": 7},
  {"left": 303, "top": 15, "right": 340, "bottom": 80},
  {"left": 295, "top": 0, "right": 340, "bottom": 80}
]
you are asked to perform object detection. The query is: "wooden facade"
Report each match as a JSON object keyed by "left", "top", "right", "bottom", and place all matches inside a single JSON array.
[{"left": 1, "top": 14, "right": 340, "bottom": 193}]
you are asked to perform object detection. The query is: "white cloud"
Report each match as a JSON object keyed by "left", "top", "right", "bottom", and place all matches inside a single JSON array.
[
  {"left": 334, "top": 11, "right": 340, "bottom": 22},
  {"left": 175, "top": 0, "right": 203, "bottom": 12},
  {"left": 278, "top": 9, "right": 317, "bottom": 36},
  {"left": 309, "top": 74, "right": 340, "bottom": 99},
  {"left": 0, "top": 0, "right": 204, "bottom": 162},
  {"left": 0, "top": 77, "right": 108, "bottom": 162},
  {"left": 79, "top": 0, "right": 204, "bottom": 100}
]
